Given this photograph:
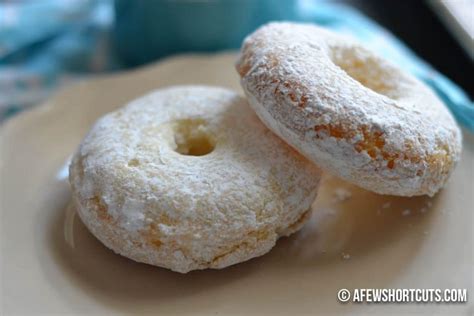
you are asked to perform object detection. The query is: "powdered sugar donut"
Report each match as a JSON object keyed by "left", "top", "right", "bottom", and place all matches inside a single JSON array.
[
  {"left": 236, "top": 22, "right": 462, "bottom": 196},
  {"left": 69, "top": 86, "right": 321, "bottom": 273}
]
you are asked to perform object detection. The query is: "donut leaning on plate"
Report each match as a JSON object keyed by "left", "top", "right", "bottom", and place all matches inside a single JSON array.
[
  {"left": 69, "top": 86, "right": 322, "bottom": 273},
  {"left": 236, "top": 22, "right": 462, "bottom": 197}
]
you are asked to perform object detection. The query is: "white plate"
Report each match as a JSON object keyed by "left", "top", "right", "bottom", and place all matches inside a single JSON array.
[{"left": 1, "top": 52, "right": 473, "bottom": 315}]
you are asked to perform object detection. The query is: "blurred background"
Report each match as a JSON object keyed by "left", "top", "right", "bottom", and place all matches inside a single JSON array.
[{"left": 0, "top": 0, "right": 472, "bottom": 127}]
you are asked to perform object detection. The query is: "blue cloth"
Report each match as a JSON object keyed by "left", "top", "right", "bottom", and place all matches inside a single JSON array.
[
  {"left": 1, "top": 0, "right": 473, "bottom": 132},
  {"left": 0, "top": 0, "right": 118, "bottom": 118}
]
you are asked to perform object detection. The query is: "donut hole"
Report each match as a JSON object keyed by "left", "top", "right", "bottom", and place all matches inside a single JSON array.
[
  {"left": 173, "top": 119, "right": 215, "bottom": 156},
  {"left": 329, "top": 46, "right": 401, "bottom": 100},
  {"left": 128, "top": 158, "right": 140, "bottom": 167}
]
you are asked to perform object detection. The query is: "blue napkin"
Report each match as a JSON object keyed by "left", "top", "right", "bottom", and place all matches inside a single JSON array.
[{"left": 1, "top": 0, "right": 472, "bottom": 132}]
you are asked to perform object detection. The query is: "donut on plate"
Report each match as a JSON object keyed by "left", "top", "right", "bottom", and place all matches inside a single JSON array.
[
  {"left": 236, "top": 22, "right": 462, "bottom": 196},
  {"left": 69, "top": 86, "right": 321, "bottom": 273}
]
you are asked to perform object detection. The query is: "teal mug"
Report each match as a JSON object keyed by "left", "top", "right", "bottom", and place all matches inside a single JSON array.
[{"left": 113, "top": 0, "right": 299, "bottom": 66}]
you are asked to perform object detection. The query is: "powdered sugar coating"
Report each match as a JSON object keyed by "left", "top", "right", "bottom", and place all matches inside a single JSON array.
[
  {"left": 236, "top": 22, "right": 462, "bottom": 196},
  {"left": 69, "top": 86, "right": 321, "bottom": 273}
]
